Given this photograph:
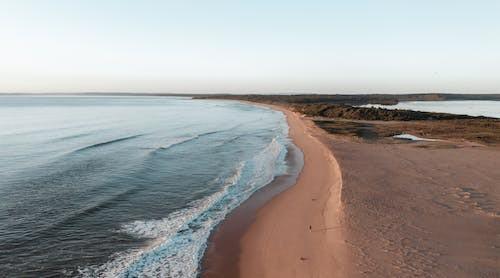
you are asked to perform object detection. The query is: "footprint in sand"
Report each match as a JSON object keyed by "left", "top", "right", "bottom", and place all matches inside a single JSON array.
[{"left": 455, "top": 187, "right": 500, "bottom": 217}]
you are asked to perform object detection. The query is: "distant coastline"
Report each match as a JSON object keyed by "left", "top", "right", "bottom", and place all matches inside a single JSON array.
[
  {"left": 198, "top": 94, "right": 500, "bottom": 146},
  {"left": 195, "top": 93, "right": 500, "bottom": 106},
  {"left": 2, "top": 92, "right": 500, "bottom": 105}
]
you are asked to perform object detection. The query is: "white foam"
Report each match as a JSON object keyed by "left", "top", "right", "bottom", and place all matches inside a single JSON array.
[
  {"left": 78, "top": 162, "right": 247, "bottom": 277},
  {"left": 120, "top": 163, "right": 244, "bottom": 240}
]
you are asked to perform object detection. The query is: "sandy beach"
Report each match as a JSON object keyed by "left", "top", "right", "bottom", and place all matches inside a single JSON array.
[
  {"left": 203, "top": 104, "right": 351, "bottom": 277},
  {"left": 238, "top": 106, "right": 350, "bottom": 278},
  {"left": 203, "top": 102, "right": 500, "bottom": 278}
]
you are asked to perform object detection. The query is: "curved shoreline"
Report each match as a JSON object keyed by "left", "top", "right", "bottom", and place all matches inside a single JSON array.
[
  {"left": 202, "top": 143, "right": 303, "bottom": 277},
  {"left": 202, "top": 103, "right": 348, "bottom": 277}
]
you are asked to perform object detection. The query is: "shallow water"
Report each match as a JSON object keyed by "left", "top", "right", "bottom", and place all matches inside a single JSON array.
[
  {"left": 0, "top": 95, "right": 290, "bottom": 277},
  {"left": 361, "top": 100, "right": 500, "bottom": 118}
]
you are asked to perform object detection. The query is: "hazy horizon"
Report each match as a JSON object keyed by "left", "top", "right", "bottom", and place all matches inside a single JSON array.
[
  {"left": 1, "top": 1, "right": 499, "bottom": 94},
  {"left": 1, "top": 92, "right": 500, "bottom": 96}
]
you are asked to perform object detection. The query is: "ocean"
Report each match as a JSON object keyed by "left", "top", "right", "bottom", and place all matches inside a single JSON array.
[
  {"left": 361, "top": 100, "right": 500, "bottom": 118},
  {"left": 0, "top": 95, "right": 291, "bottom": 277}
]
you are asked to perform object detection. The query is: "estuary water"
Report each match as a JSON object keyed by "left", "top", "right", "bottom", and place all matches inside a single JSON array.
[
  {"left": 0, "top": 95, "right": 290, "bottom": 277},
  {"left": 361, "top": 100, "right": 500, "bottom": 118}
]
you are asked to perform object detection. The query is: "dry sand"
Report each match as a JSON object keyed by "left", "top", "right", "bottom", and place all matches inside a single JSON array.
[
  {"left": 328, "top": 137, "right": 500, "bottom": 277},
  {"left": 238, "top": 106, "right": 350, "bottom": 278}
]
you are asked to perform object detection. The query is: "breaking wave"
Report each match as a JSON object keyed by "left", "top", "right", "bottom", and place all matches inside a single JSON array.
[{"left": 79, "top": 137, "right": 288, "bottom": 278}]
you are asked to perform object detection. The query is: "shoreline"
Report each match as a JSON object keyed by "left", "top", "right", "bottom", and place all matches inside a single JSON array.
[
  {"left": 202, "top": 143, "right": 303, "bottom": 277},
  {"left": 202, "top": 102, "right": 349, "bottom": 277}
]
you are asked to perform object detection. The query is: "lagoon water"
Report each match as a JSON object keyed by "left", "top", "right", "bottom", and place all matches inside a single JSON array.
[
  {"left": 0, "top": 96, "right": 290, "bottom": 277},
  {"left": 362, "top": 100, "right": 500, "bottom": 118}
]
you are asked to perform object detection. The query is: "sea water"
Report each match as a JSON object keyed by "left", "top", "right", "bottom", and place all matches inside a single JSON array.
[{"left": 0, "top": 95, "right": 290, "bottom": 277}]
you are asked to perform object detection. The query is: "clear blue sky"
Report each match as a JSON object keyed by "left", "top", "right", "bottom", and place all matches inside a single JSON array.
[{"left": 1, "top": 0, "right": 499, "bottom": 94}]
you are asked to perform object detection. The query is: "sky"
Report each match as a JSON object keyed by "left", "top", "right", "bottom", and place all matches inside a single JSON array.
[{"left": 0, "top": 0, "right": 499, "bottom": 94}]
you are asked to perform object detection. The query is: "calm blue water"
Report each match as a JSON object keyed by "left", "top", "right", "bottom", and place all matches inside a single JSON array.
[
  {"left": 362, "top": 100, "right": 500, "bottom": 118},
  {"left": 0, "top": 96, "right": 290, "bottom": 277}
]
